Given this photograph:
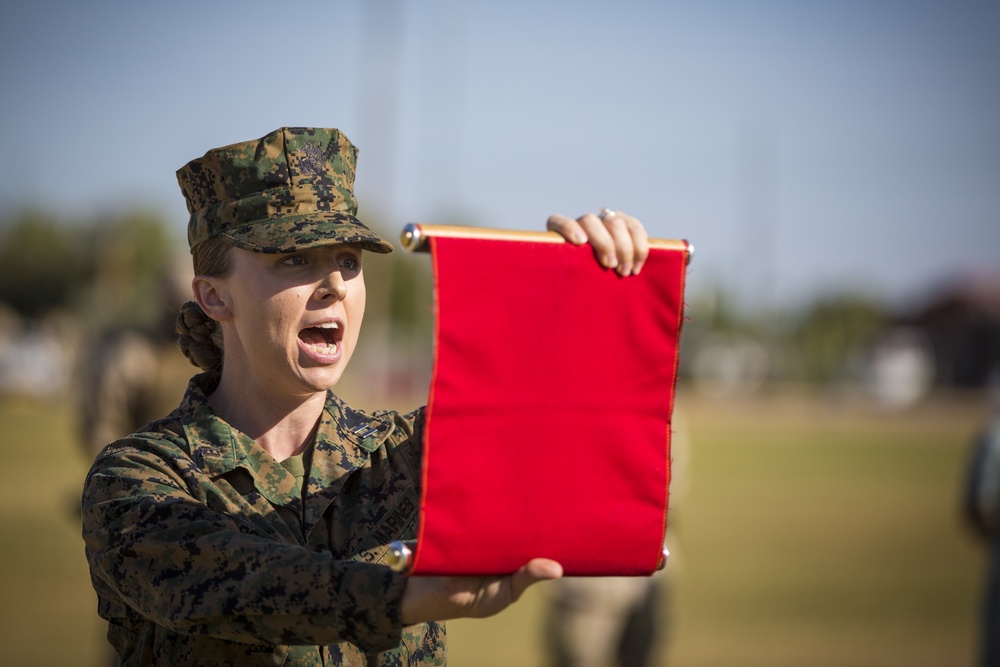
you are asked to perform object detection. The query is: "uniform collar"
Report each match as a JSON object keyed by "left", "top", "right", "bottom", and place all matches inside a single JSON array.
[{"left": 177, "top": 371, "right": 394, "bottom": 483}]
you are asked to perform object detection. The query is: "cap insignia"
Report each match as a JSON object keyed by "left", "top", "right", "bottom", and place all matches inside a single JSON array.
[{"left": 297, "top": 142, "right": 325, "bottom": 176}]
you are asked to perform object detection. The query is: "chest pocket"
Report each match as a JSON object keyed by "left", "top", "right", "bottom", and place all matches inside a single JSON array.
[
  {"left": 204, "top": 470, "right": 304, "bottom": 546},
  {"left": 329, "top": 485, "right": 420, "bottom": 563},
  {"left": 346, "top": 484, "right": 419, "bottom": 565}
]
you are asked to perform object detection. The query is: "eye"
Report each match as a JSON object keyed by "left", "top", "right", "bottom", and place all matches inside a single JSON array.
[
  {"left": 339, "top": 253, "right": 362, "bottom": 273},
  {"left": 280, "top": 254, "right": 307, "bottom": 267}
]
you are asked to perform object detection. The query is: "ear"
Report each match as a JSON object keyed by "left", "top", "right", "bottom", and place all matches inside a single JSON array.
[{"left": 192, "top": 275, "right": 233, "bottom": 322}]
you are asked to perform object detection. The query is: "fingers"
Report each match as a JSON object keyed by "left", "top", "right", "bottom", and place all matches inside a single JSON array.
[
  {"left": 546, "top": 214, "right": 588, "bottom": 245},
  {"left": 509, "top": 558, "right": 564, "bottom": 604},
  {"left": 549, "top": 210, "right": 649, "bottom": 276},
  {"left": 598, "top": 210, "right": 649, "bottom": 276},
  {"left": 577, "top": 211, "right": 624, "bottom": 272},
  {"left": 400, "top": 559, "right": 564, "bottom": 624},
  {"left": 622, "top": 212, "right": 650, "bottom": 275}
]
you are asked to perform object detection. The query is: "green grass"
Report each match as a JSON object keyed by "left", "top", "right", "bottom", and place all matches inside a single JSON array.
[
  {"left": 683, "top": 392, "right": 987, "bottom": 667},
  {"left": 0, "top": 394, "right": 106, "bottom": 666},
  {"left": 0, "top": 388, "right": 990, "bottom": 666}
]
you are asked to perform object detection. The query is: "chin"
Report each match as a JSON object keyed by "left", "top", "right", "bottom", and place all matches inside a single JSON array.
[{"left": 299, "top": 366, "right": 347, "bottom": 393}]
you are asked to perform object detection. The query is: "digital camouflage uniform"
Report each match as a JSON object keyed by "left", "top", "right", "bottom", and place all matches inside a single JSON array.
[{"left": 81, "top": 371, "right": 446, "bottom": 666}]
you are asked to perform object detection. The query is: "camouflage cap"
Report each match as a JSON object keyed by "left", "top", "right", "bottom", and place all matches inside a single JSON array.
[{"left": 177, "top": 127, "right": 393, "bottom": 254}]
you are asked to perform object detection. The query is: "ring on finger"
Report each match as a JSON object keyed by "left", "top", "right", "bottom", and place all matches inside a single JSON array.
[{"left": 599, "top": 208, "right": 617, "bottom": 220}]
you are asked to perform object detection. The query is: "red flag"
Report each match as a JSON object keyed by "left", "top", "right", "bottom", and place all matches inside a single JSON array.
[{"left": 411, "top": 235, "right": 687, "bottom": 576}]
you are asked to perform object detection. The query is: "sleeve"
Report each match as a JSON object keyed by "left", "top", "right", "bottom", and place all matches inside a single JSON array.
[
  {"left": 81, "top": 438, "right": 408, "bottom": 652},
  {"left": 387, "top": 406, "right": 426, "bottom": 481}
]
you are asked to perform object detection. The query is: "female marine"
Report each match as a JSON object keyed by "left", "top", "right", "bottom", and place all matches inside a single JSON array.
[{"left": 82, "top": 126, "right": 648, "bottom": 666}]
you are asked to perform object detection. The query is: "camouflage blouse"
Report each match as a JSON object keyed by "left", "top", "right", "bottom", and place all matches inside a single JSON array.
[{"left": 81, "top": 371, "right": 445, "bottom": 666}]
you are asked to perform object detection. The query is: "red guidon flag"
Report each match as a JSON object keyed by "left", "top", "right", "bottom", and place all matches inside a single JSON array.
[{"left": 410, "top": 233, "right": 688, "bottom": 576}]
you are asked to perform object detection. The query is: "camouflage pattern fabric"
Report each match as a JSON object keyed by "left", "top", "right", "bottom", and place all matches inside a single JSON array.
[
  {"left": 81, "top": 372, "right": 445, "bottom": 666},
  {"left": 176, "top": 127, "right": 393, "bottom": 255}
]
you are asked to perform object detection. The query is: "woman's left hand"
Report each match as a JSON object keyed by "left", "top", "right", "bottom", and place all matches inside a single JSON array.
[
  {"left": 546, "top": 210, "right": 649, "bottom": 277},
  {"left": 401, "top": 558, "right": 563, "bottom": 624}
]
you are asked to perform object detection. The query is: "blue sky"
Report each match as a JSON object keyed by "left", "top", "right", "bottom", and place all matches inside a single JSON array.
[{"left": 1, "top": 0, "right": 997, "bottom": 309}]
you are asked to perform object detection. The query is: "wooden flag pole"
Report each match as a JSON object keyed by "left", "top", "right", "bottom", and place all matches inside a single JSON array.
[{"left": 400, "top": 223, "right": 693, "bottom": 264}]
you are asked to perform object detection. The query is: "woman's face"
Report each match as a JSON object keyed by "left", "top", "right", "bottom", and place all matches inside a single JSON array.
[{"left": 213, "top": 243, "right": 366, "bottom": 398}]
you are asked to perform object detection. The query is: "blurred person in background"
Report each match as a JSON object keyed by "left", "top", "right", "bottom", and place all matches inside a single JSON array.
[
  {"left": 964, "top": 406, "right": 1000, "bottom": 667},
  {"left": 544, "top": 412, "right": 689, "bottom": 667},
  {"left": 546, "top": 566, "right": 663, "bottom": 667},
  {"left": 80, "top": 126, "right": 650, "bottom": 666},
  {"left": 77, "top": 269, "right": 191, "bottom": 463}
]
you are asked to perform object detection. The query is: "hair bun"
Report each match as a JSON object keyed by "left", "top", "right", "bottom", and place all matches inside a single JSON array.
[{"left": 176, "top": 301, "right": 223, "bottom": 371}]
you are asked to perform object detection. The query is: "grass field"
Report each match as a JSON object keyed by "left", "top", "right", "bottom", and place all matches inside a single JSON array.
[{"left": 0, "top": 386, "right": 990, "bottom": 666}]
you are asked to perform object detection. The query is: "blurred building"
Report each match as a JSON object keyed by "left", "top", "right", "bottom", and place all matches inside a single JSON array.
[{"left": 874, "top": 272, "right": 1000, "bottom": 403}]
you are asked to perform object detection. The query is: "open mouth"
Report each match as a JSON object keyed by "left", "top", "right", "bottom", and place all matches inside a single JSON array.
[{"left": 299, "top": 321, "right": 342, "bottom": 357}]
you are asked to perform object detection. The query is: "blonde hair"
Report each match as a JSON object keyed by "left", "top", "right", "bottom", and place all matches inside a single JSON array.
[{"left": 175, "top": 237, "right": 233, "bottom": 372}]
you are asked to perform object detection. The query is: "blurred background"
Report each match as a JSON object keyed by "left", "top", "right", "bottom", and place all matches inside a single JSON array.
[{"left": 1, "top": 0, "right": 998, "bottom": 665}]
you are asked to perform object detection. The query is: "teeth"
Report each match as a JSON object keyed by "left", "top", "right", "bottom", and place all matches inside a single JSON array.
[
  {"left": 302, "top": 322, "right": 339, "bottom": 356},
  {"left": 304, "top": 341, "right": 337, "bottom": 354}
]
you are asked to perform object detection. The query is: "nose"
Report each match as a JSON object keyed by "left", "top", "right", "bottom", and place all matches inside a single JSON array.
[{"left": 316, "top": 270, "right": 348, "bottom": 301}]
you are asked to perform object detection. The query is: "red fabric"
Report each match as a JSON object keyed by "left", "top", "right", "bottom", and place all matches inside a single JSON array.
[{"left": 411, "top": 236, "right": 687, "bottom": 576}]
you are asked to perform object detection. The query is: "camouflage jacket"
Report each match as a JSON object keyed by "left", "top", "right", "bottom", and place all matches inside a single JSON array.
[{"left": 81, "top": 372, "right": 446, "bottom": 666}]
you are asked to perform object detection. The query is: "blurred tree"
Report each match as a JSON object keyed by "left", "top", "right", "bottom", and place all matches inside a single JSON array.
[
  {"left": 0, "top": 209, "right": 180, "bottom": 328},
  {"left": 791, "top": 294, "right": 889, "bottom": 384},
  {"left": 0, "top": 210, "right": 95, "bottom": 319},
  {"left": 680, "top": 285, "right": 893, "bottom": 389},
  {"left": 385, "top": 251, "right": 434, "bottom": 337},
  {"left": 87, "top": 211, "right": 180, "bottom": 332},
  {"left": 685, "top": 286, "right": 746, "bottom": 335},
  {"left": 679, "top": 285, "right": 778, "bottom": 381}
]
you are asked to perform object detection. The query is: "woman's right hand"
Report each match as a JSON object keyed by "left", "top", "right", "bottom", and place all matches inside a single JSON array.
[
  {"left": 546, "top": 210, "right": 649, "bottom": 277},
  {"left": 400, "top": 558, "right": 563, "bottom": 625}
]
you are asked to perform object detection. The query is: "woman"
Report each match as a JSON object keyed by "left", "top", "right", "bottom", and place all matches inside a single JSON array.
[{"left": 81, "top": 126, "right": 649, "bottom": 666}]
